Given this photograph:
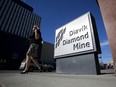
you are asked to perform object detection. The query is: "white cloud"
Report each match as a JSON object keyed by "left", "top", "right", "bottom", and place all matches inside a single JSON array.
[{"left": 100, "top": 40, "right": 109, "bottom": 47}]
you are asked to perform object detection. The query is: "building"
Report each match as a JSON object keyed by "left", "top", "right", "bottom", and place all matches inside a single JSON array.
[
  {"left": 0, "top": 0, "right": 54, "bottom": 69},
  {"left": 0, "top": 0, "right": 41, "bottom": 37},
  {"left": 97, "top": 0, "right": 116, "bottom": 75}
]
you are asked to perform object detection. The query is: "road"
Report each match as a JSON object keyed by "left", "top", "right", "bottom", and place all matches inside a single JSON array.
[{"left": 0, "top": 70, "right": 116, "bottom": 87}]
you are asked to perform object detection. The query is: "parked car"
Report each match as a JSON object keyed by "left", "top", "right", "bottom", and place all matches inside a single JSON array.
[{"left": 19, "top": 59, "right": 55, "bottom": 72}]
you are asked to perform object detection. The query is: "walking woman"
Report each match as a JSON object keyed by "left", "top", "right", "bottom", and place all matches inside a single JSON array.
[{"left": 21, "top": 25, "right": 43, "bottom": 74}]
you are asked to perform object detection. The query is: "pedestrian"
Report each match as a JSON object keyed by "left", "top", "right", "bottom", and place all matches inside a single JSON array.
[{"left": 21, "top": 25, "right": 43, "bottom": 74}]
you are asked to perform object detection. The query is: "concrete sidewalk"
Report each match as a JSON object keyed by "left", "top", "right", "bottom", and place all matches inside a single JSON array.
[{"left": 0, "top": 70, "right": 116, "bottom": 87}]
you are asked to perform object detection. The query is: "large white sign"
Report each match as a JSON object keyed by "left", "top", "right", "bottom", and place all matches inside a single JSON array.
[{"left": 54, "top": 12, "right": 96, "bottom": 58}]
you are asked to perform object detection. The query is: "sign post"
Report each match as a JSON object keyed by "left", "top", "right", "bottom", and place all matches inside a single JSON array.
[{"left": 54, "top": 12, "right": 101, "bottom": 75}]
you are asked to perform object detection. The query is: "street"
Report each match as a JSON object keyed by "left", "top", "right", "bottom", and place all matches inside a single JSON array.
[{"left": 0, "top": 70, "right": 116, "bottom": 87}]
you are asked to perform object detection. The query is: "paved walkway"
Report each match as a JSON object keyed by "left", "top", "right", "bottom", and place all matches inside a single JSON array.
[{"left": 0, "top": 70, "right": 116, "bottom": 87}]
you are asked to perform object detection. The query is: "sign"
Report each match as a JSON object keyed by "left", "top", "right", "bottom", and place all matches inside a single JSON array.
[{"left": 54, "top": 12, "right": 97, "bottom": 58}]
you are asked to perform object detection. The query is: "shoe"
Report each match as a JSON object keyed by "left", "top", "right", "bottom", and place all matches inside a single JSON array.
[
  {"left": 20, "top": 70, "right": 28, "bottom": 74},
  {"left": 39, "top": 67, "right": 42, "bottom": 72},
  {"left": 40, "top": 69, "right": 43, "bottom": 72}
]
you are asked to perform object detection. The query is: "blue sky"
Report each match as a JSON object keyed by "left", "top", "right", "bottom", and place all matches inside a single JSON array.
[{"left": 22, "top": 0, "right": 112, "bottom": 63}]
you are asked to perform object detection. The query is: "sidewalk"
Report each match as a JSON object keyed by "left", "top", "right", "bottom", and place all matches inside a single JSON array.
[{"left": 0, "top": 70, "right": 116, "bottom": 87}]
